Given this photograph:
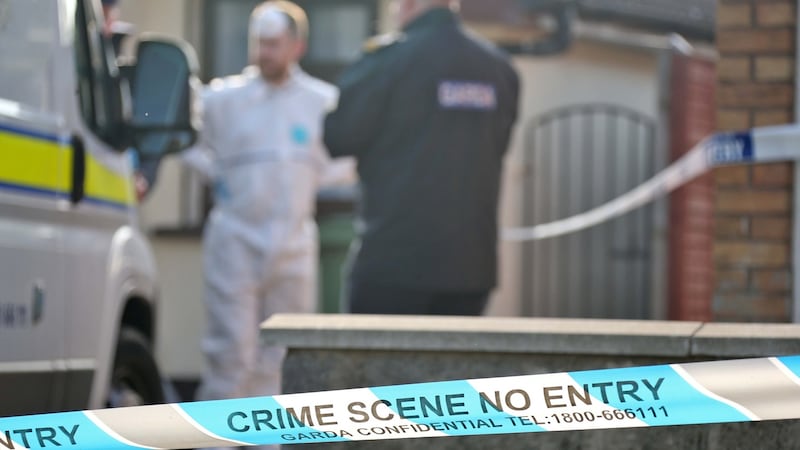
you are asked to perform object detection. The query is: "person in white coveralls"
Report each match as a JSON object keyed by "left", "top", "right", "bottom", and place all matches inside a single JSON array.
[{"left": 181, "top": 2, "right": 355, "bottom": 441}]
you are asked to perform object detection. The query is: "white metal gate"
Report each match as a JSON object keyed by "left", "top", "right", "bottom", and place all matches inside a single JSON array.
[{"left": 521, "top": 104, "right": 657, "bottom": 319}]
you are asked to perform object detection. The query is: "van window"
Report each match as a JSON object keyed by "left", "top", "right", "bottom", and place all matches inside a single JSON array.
[
  {"left": 74, "top": 0, "right": 121, "bottom": 143},
  {"left": 0, "top": 0, "right": 55, "bottom": 113}
]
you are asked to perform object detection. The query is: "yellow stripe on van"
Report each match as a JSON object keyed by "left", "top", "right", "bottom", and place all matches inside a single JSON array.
[
  {"left": 0, "top": 129, "right": 71, "bottom": 193},
  {"left": 85, "top": 152, "right": 134, "bottom": 207},
  {"left": 0, "top": 126, "right": 134, "bottom": 209}
]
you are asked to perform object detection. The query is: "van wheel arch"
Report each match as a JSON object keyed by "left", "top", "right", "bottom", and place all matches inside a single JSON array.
[
  {"left": 121, "top": 296, "right": 155, "bottom": 342},
  {"left": 107, "top": 326, "right": 164, "bottom": 407}
]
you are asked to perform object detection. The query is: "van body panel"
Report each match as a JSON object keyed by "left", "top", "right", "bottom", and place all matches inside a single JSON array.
[{"left": 0, "top": 0, "right": 163, "bottom": 414}]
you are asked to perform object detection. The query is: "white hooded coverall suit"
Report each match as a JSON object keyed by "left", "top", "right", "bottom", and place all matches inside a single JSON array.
[{"left": 184, "top": 65, "right": 351, "bottom": 405}]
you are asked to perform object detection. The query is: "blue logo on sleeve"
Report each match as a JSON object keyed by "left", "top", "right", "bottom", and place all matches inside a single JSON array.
[
  {"left": 291, "top": 125, "right": 310, "bottom": 146},
  {"left": 214, "top": 179, "right": 231, "bottom": 203}
]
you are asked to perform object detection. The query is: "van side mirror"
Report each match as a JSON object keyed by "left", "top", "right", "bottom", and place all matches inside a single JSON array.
[{"left": 129, "top": 36, "right": 201, "bottom": 160}]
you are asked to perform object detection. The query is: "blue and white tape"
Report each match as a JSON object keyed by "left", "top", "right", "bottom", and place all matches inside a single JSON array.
[
  {"left": 503, "top": 124, "right": 800, "bottom": 241},
  {"left": 3, "top": 356, "right": 800, "bottom": 449}
]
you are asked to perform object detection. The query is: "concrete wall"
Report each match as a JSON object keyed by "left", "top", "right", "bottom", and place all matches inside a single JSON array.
[{"left": 263, "top": 314, "right": 800, "bottom": 449}]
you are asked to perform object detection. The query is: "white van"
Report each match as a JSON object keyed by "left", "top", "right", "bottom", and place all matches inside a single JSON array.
[{"left": 0, "top": 0, "right": 198, "bottom": 415}]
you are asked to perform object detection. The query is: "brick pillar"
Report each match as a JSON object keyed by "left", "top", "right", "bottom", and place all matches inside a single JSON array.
[
  {"left": 714, "top": 0, "right": 796, "bottom": 322},
  {"left": 668, "top": 54, "right": 717, "bottom": 321}
]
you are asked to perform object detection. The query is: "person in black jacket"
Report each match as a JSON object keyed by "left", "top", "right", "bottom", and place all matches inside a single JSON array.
[{"left": 324, "top": 0, "right": 520, "bottom": 315}]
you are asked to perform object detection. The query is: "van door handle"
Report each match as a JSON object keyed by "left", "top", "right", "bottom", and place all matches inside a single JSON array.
[
  {"left": 31, "top": 280, "right": 45, "bottom": 326},
  {"left": 70, "top": 135, "right": 86, "bottom": 204}
]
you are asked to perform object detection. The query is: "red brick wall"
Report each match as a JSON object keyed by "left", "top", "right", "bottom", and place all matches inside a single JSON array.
[
  {"left": 668, "top": 54, "right": 717, "bottom": 321},
  {"left": 714, "top": 0, "right": 796, "bottom": 322}
]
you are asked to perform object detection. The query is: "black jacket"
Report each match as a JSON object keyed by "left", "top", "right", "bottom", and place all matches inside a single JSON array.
[{"left": 324, "top": 8, "right": 520, "bottom": 291}]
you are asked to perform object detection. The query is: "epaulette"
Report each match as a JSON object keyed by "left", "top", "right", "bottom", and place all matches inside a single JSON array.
[{"left": 362, "top": 32, "right": 404, "bottom": 53}]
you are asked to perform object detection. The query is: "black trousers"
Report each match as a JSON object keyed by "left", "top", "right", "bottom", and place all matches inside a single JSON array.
[{"left": 347, "top": 279, "right": 489, "bottom": 316}]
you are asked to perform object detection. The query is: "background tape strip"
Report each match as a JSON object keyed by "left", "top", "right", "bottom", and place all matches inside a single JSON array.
[
  {"left": 503, "top": 124, "right": 799, "bottom": 241},
  {"left": 2, "top": 356, "right": 800, "bottom": 449}
]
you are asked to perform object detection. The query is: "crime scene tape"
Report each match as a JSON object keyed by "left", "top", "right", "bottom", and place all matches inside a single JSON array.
[
  {"left": 3, "top": 356, "right": 800, "bottom": 449},
  {"left": 503, "top": 123, "right": 800, "bottom": 241}
]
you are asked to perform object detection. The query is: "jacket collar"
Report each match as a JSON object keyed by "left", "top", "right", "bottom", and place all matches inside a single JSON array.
[{"left": 403, "top": 7, "right": 458, "bottom": 34}]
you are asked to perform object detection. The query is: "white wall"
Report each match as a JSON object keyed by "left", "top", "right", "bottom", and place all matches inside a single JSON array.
[
  {"left": 487, "top": 39, "right": 660, "bottom": 316},
  {"left": 118, "top": 0, "right": 189, "bottom": 40},
  {"left": 150, "top": 237, "right": 206, "bottom": 378}
]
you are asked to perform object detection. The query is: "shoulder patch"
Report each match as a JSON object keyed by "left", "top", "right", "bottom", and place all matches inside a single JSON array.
[{"left": 362, "top": 32, "right": 403, "bottom": 53}]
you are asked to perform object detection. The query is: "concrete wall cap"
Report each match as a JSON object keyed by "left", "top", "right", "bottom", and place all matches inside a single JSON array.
[
  {"left": 692, "top": 322, "right": 800, "bottom": 357},
  {"left": 262, "top": 314, "right": 704, "bottom": 356}
]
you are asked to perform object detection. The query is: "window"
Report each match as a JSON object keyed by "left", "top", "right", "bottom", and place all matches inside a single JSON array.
[
  {"left": 202, "top": 0, "right": 262, "bottom": 80},
  {"left": 74, "top": 0, "right": 125, "bottom": 147},
  {"left": 0, "top": 0, "right": 55, "bottom": 113},
  {"left": 201, "top": 0, "right": 377, "bottom": 82},
  {"left": 298, "top": 0, "right": 377, "bottom": 82}
]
